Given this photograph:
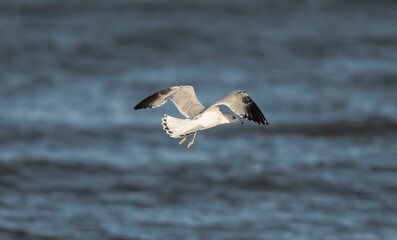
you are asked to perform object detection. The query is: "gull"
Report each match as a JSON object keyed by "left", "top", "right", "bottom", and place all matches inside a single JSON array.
[{"left": 133, "top": 85, "right": 269, "bottom": 148}]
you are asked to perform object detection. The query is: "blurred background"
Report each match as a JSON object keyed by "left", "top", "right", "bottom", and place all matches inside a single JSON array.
[{"left": 1, "top": 0, "right": 397, "bottom": 239}]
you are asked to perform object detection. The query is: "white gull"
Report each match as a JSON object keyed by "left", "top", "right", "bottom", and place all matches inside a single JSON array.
[{"left": 134, "top": 85, "right": 269, "bottom": 148}]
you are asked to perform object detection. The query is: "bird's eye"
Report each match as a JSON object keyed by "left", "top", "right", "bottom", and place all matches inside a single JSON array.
[{"left": 233, "top": 116, "right": 236, "bottom": 119}]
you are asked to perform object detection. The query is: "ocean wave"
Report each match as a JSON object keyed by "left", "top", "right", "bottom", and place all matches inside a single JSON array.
[
  {"left": 212, "top": 117, "right": 397, "bottom": 138},
  {"left": 2, "top": 157, "right": 393, "bottom": 197}
]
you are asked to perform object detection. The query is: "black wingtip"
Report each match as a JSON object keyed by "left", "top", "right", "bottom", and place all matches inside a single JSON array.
[
  {"left": 133, "top": 104, "right": 141, "bottom": 110},
  {"left": 245, "top": 100, "right": 269, "bottom": 126},
  {"left": 133, "top": 100, "right": 149, "bottom": 110},
  {"left": 133, "top": 88, "right": 173, "bottom": 111}
]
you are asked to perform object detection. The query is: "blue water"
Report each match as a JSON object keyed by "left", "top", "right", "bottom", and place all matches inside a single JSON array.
[{"left": 1, "top": 1, "right": 397, "bottom": 239}]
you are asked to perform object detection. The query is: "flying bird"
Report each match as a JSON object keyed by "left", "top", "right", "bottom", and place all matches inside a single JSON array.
[{"left": 134, "top": 85, "right": 268, "bottom": 148}]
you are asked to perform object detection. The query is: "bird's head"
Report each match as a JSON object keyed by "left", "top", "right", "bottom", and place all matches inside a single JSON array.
[{"left": 223, "top": 113, "right": 244, "bottom": 125}]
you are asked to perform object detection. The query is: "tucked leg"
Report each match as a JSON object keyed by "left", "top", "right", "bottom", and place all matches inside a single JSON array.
[
  {"left": 179, "top": 137, "right": 187, "bottom": 145},
  {"left": 187, "top": 132, "right": 197, "bottom": 149}
]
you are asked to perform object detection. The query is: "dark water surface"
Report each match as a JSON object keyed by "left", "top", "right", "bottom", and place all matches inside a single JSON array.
[{"left": 1, "top": 1, "right": 397, "bottom": 239}]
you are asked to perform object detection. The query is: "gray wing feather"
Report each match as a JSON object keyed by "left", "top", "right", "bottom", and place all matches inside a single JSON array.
[
  {"left": 134, "top": 85, "right": 205, "bottom": 118},
  {"left": 210, "top": 90, "right": 269, "bottom": 125}
]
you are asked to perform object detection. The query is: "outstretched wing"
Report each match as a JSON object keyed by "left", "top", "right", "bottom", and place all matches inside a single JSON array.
[
  {"left": 209, "top": 90, "right": 268, "bottom": 125},
  {"left": 133, "top": 85, "right": 205, "bottom": 118}
]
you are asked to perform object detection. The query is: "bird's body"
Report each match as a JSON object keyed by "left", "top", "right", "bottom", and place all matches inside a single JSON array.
[
  {"left": 194, "top": 109, "right": 229, "bottom": 130},
  {"left": 134, "top": 85, "right": 268, "bottom": 148}
]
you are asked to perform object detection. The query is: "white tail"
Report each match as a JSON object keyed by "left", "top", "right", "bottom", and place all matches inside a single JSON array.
[{"left": 162, "top": 114, "right": 201, "bottom": 138}]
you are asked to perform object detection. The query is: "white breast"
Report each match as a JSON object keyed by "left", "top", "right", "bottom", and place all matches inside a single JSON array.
[{"left": 197, "top": 109, "right": 225, "bottom": 130}]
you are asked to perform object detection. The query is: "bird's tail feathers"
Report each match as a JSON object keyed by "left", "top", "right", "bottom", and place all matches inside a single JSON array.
[{"left": 162, "top": 114, "right": 201, "bottom": 138}]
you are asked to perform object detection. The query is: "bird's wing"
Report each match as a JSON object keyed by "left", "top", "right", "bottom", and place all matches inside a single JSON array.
[
  {"left": 133, "top": 85, "right": 205, "bottom": 118},
  {"left": 209, "top": 90, "right": 269, "bottom": 125}
]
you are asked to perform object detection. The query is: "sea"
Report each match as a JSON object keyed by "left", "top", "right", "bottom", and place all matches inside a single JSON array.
[{"left": 1, "top": 0, "right": 397, "bottom": 239}]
